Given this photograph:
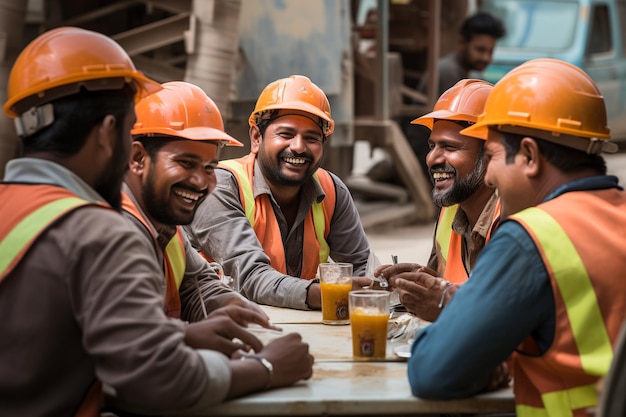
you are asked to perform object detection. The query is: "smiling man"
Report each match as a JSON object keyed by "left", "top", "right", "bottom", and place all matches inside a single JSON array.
[
  {"left": 0, "top": 29, "right": 314, "bottom": 417},
  {"left": 123, "top": 81, "right": 266, "bottom": 321},
  {"left": 184, "top": 75, "right": 371, "bottom": 310},
  {"left": 376, "top": 79, "right": 501, "bottom": 322},
  {"left": 407, "top": 58, "right": 626, "bottom": 417}
]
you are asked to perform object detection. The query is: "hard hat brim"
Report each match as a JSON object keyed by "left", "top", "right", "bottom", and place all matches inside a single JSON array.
[
  {"left": 131, "top": 126, "right": 243, "bottom": 147},
  {"left": 4, "top": 71, "right": 162, "bottom": 118},
  {"left": 249, "top": 101, "right": 334, "bottom": 135},
  {"left": 411, "top": 109, "right": 479, "bottom": 130},
  {"left": 459, "top": 123, "right": 489, "bottom": 140},
  {"left": 133, "top": 72, "right": 163, "bottom": 101}
]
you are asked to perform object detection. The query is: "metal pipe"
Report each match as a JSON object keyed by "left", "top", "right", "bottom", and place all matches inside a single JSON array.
[
  {"left": 426, "top": 0, "right": 441, "bottom": 108},
  {"left": 374, "top": 0, "right": 388, "bottom": 121},
  {"left": 0, "top": 0, "right": 27, "bottom": 176},
  {"left": 184, "top": 0, "right": 241, "bottom": 120}
]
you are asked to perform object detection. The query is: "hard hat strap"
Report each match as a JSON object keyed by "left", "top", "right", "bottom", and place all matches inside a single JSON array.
[
  {"left": 12, "top": 77, "right": 133, "bottom": 117},
  {"left": 15, "top": 104, "right": 54, "bottom": 138},
  {"left": 496, "top": 125, "right": 617, "bottom": 155}
]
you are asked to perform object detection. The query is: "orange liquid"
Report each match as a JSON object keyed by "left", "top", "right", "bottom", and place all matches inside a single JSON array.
[
  {"left": 350, "top": 307, "right": 389, "bottom": 358},
  {"left": 320, "top": 281, "right": 352, "bottom": 323}
]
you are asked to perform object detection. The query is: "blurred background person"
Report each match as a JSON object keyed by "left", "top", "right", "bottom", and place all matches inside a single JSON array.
[{"left": 418, "top": 11, "right": 505, "bottom": 97}]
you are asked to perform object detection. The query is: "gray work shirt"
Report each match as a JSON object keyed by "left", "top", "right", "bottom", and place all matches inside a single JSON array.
[
  {"left": 184, "top": 159, "right": 370, "bottom": 310},
  {"left": 0, "top": 158, "right": 231, "bottom": 416},
  {"left": 418, "top": 51, "right": 467, "bottom": 97}
]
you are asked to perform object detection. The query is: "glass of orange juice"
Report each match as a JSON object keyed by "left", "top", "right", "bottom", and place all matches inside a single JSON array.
[
  {"left": 349, "top": 290, "right": 390, "bottom": 359},
  {"left": 319, "top": 263, "right": 353, "bottom": 325}
]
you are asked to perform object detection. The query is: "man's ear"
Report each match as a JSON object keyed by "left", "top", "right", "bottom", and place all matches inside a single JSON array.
[
  {"left": 95, "top": 115, "right": 117, "bottom": 158},
  {"left": 519, "top": 137, "right": 541, "bottom": 178},
  {"left": 250, "top": 125, "right": 262, "bottom": 154},
  {"left": 129, "top": 141, "right": 148, "bottom": 175}
]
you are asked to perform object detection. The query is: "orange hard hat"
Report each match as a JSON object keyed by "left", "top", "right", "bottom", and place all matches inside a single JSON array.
[
  {"left": 248, "top": 75, "right": 335, "bottom": 136},
  {"left": 461, "top": 58, "right": 614, "bottom": 154},
  {"left": 4, "top": 26, "right": 161, "bottom": 118},
  {"left": 411, "top": 79, "right": 493, "bottom": 130},
  {"left": 131, "top": 81, "right": 242, "bottom": 146}
]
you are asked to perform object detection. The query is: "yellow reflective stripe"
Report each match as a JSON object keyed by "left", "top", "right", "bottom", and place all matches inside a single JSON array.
[
  {"left": 516, "top": 207, "right": 613, "bottom": 375},
  {"left": 542, "top": 384, "right": 597, "bottom": 416},
  {"left": 0, "top": 197, "right": 87, "bottom": 276},
  {"left": 435, "top": 204, "right": 457, "bottom": 262},
  {"left": 312, "top": 172, "right": 329, "bottom": 263},
  {"left": 220, "top": 160, "right": 255, "bottom": 224},
  {"left": 516, "top": 404, "right": 549, "bottom": 417},
  {"left": 165, "top": 231, "right": 185, "bottom": 289},
  {"left": 517, "top": 384, "right": 597, "bottom": 417}
]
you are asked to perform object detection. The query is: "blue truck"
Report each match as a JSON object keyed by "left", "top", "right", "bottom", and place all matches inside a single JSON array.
[{"left": 477, "top": 0, "right": 626, "bottom": 142}]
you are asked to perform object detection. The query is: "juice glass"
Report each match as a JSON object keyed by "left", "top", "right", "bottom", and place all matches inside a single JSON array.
[
  {"left": 349, "top": 290, "right": 390, "bottom": 359},
  {"left": 319, "top": 263, "right": 353, "bottom": 325}
]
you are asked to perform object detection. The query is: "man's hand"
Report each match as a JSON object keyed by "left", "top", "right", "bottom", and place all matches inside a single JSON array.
[
  {"left": 227, "top": 332, "right": 314, "bottom": 399},
  {"left": 185, "top": 309, "right": 264, "bottom": 356},
  {"left": 219, "top": 300, "right": 278, "bottom": 329},
  {"left": 256, "top": 332, "right": 314, "bottom": 388},
  {"left": 305, "top": 282, "right": 321, "bottom": 309},
  {"left": 351, "top": 276, "right": 389, "bottom": 290},
  {"left": 485, "top": 361, "right": 512, "bottom": 391},
  {"left": 376, "top": 263, "right": 458, "bottom": 322}
]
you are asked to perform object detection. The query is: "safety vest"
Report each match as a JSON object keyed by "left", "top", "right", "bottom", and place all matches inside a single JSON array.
[
  {"left": 434, "top": 200, "right": 501, "bottom": 283},
  {"left": 0, "top": 183, "right": 109, "bottom": 417},
  {"left": 121, "top": 193, "right": 185, "bottom": 318},
  {"left": 0, "top": 184, "right": 107, "bottom": 282},
  {"left": 509, "top": 189, "right": 626, "bottom": 417},
  {"left": 219, "top": 153, "right": 336, "bottom": 279}
]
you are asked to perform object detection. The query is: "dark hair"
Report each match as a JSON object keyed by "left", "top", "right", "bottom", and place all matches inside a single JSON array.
[
  {"left": 255, "top": 109, "right": 280, "bottom": 138},
  {"left": 460, "top": 12, "right": 506, "bottom": 42},
  {"left": 21, "top": 84, "right": 136, "bottom": 156},
  {"left": 133, "top": 135, "right": 185, "bottom": 159},
  {"left": 500, "top": 132, "right": 607, "bottom": 175}
]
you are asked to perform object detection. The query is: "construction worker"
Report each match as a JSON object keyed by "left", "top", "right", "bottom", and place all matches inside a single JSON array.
[
  {"left": 376, "top": 79, "right": 500, "bottom": 322},
  {"left": 408, "top": 58, "right": 626, "bottom": 417},
  {"left": 418, "top": 11, "right": 505, "bottom": 97},
  {"left": 123, "top": 80, "right": 268, "bottom": 321},
  {"left": 185, "top": 75, "right": 371, "bottom": 310},
  {"left": 0, "top": 27, "right": 312, "bottom": 417}
]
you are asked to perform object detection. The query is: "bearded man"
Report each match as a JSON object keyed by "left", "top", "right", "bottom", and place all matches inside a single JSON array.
[{"left": 376, "top": 79, "right": 501, "bottom": 322}]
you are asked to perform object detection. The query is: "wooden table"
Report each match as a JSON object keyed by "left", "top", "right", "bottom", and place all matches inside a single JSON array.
[{"left": 200, "top": 306, "right": 515, "bottom": 416}]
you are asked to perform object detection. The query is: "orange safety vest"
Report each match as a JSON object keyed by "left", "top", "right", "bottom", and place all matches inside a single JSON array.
[
  {"left": 0, "top": 183, "right": 108, "bottom": 417},
  {"left": 434, "top": 200, "right": 501, "bottom": 284},
  {"left": 509, "top": 189, "right": 626, "bottom": 417},
  {"left": 121, "top": 193, "right": 185, "bottom": 318},
  {"left": 218, "top": 153, "right": 336, "bottom": 279}
]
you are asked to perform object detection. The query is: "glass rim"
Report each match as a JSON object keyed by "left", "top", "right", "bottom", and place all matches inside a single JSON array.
[{"left": 349, "top": 289, "right": 390, "bottom": 297}]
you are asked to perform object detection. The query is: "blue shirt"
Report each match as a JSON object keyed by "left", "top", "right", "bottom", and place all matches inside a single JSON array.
[{"left": 408, "top": 175, "right": 622, "bottom": 399}]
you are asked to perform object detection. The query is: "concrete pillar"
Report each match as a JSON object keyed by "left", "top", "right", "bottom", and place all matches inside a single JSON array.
[{"left": 0, "top": 0, "right": 27, "bottom": 177}]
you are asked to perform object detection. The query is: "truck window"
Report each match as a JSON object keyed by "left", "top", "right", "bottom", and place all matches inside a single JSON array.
[
  {"left": 587, "top": 4, "right": 612, "bottom": 55},
  {"left": 481, "top": 0, "right": 578, "bottom": 51}
]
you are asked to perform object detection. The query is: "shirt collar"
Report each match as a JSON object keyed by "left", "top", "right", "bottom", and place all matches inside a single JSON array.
[
  {"left": 544, "top": 175, "right": 622, "bottom": 202},
  {"left": 3, "top": 158, "right": 108, "bottom": 204},
  {"left": 451, "top": 191, "right": 499, "bottom": 239}
]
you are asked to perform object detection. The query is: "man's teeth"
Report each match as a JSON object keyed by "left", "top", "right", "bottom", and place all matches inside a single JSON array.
[
  {"left": 174, "top": 189, "right": 201, "bottom": 203},
  {"left": 432, "top": 172, "right": 454, "bottom": 181},
  {"left": 283, "top": 157, "right": 307, "bottom": 165}
]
